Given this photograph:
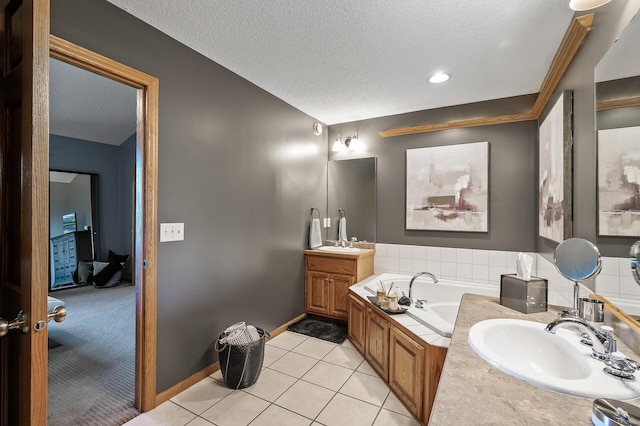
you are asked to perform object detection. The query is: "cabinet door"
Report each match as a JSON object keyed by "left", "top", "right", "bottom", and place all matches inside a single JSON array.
[
  {"left": 365, "top": 307, "right": 389, "bottom": 380},
  {"left": 328, "top": 273, "right": 353, "bottom": 319},
  {"left": 306, "top": 271, "right": 329, "bottom": 315},
  {"left": 389, "top": 326, "right": 424, "bottom": 419},
  {"left": 347, "top": 294, "right": 366, "bottom": 354}
]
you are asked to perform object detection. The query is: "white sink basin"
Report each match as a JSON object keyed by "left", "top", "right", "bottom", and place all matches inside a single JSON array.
[
  {"left": 316, "top": 246, "right": 361, "bottom": 253},
  {"left": 468, "top": 318, "right": 640, "bottom": 399}
]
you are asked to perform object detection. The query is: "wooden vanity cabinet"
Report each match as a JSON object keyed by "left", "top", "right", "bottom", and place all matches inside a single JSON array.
[
  {"left": 304, "top": 250, "right": 374, "bottom": 320},
  {"left": 348, "top": 290, "right": 448, "bottom": 424},
  {"left": 365, "top": 306, "right": 390, "bottom": 380},
  {"left": 389, "top": 326, "right": 424, "bottom": 419},
  {"left": 347, "top": 294, "right": 366, "bottom": 353},
  {"left": 306, "top": 270, "right": 352, "bottom": 317},
  {"left": 329, "top": 274, "right": 353, "bottom": 318},
  {"left": 307, "top": 272, "right": 331, "bottom": 313}
]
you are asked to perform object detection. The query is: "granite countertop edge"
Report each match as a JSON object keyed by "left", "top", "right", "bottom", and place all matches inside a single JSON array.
[{"left": 428, "top": 293, "right": 640, "bottom": 425}]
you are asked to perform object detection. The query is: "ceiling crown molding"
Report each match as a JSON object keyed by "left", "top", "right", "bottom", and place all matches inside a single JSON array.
[{"left": 378, "top": 14, "right": 594, "bottom": 137}]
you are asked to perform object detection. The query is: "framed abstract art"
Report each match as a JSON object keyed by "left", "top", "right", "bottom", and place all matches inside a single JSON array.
[
  {"left": 538, "top": 90, "right": 573, "bottom": 243},
  {"left": 406, "top": 141, "right": 489, "bottom": 232}
]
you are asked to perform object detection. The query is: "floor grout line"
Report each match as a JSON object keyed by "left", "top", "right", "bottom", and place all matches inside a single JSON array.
[{"left": 161, "top": 332, "right": 419, "bottom": 426}]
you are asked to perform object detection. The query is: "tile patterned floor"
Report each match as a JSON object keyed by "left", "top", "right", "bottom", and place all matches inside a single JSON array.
[{"left": 124, "top": 331, "right": 420, "bottom": 426}]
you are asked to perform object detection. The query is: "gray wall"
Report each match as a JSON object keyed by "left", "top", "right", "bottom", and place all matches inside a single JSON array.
[
  {"left": 117, "top": 134, "right": 136, "bottom": 279},
  {"left": 538, "top": 1, "right": 640, "bottom": 258},
  {"left": 329, "top": 95, "right": 539, "bottom": 252},
  {"left": 51, "top": 0, "right": 327, "bottom": 393},
  {"left": 50, "top": 134, "right": 135, "bottom": 262}
]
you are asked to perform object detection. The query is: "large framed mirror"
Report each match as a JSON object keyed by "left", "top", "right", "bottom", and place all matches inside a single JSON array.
[
  {"left": 595, "top": 11, "right": 640, "bottom": 315},
  {"left": 49, "top": 170, "right": 99, "bottom": 290},
  {"left": 326, "top": 157, "right": 377, "bottom": 243}
]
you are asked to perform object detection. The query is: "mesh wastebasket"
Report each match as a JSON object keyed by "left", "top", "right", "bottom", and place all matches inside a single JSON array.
[{"left": 215, "top": 323, "right": 269, "bottom": 389}]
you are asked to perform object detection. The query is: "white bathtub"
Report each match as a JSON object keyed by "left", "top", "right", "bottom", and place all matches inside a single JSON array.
[{"left": 363, "top": 272, "right": 499, "bottom": 338}]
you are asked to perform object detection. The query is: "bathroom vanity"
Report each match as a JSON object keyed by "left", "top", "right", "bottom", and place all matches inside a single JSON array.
[
  {"left": 430, "top": 294, "right": 640, "bottom": 424},
  {"left": 347, "top": 286, "right": 448, "bottom": 423},
  {"left": 303, "top": 248, "right": 374, "bottom": 320}
]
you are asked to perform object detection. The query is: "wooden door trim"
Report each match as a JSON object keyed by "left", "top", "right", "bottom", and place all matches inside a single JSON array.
[{"left": 48, "top": 35, "right": 158, "bottom": 412}]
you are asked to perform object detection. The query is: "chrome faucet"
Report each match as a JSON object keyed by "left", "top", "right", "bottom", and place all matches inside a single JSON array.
[
  {"left": 408, "top": 271, "right": 438, "bottom": 301},
  {"left": 545, "top": 315, "right": 610, "bottom": 360},
  {"left": 339, "top": 239, "right": 347, "bottom": 248}
]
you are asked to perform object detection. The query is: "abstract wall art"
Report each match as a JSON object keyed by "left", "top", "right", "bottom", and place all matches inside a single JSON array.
[
  {"left": 406, "top": 141, "right": 489, "bottom": 232},
  {"left": 538, "top": 90, "right": 573, "bottom": 243},
  {"left": 598, "top": 125, "right": 640, "bottom": 237}
]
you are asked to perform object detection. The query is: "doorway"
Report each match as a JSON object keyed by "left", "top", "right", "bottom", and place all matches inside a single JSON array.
[
  {"left": 48, "top": 55, "right": 138, "bottom": 423},
  {"left": 0, "top": 6, "right": 157, "bottom": 421},
  {"left": 49, "top": 35, "right": 159, "bottom": 414}
]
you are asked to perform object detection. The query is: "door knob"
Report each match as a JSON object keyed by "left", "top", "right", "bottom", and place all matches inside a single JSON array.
[
  {"left": 0, "top": 310, "right": 28, "bottom": 337},
  {"left": 48, "top": 306, "right": 67, "bottom": 323}
]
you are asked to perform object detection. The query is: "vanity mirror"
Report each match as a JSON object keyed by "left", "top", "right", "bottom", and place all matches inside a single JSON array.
[
  {"left": 326, "top": 157, "right": 376, "bottom": 242},
  {"left": 595, "top": 11, "right": 640, "bottom": 239},
  {"left": 594, "top": 8, "right": 640, "bottom": 315},
  {"left": 632, "top": 241, "right": 640, "bottom": 285}
]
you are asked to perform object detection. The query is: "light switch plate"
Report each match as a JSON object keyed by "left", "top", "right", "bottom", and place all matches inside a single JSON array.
[{"left": 160, "top": 223, "right": 185, "bottom": 242}]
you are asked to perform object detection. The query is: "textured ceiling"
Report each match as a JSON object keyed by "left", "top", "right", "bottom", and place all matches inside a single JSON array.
[
  {"left": 103, "top": 0, "right": 576, "bottom": 125},
  {"left": 49, "top": 171, "right": 77, "bottom": 184},
  {"left": 50, "top": 58, "right": 137, "bottom": 146}
]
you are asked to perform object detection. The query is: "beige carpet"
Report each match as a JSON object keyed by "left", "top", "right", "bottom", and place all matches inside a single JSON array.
[{"left": 48, "top": 283, "right": 138, "bottom": 425}]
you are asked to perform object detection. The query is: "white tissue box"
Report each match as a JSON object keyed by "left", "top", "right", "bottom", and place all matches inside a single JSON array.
[{"left": 500, "top": 274, "right": 547, "bottom": 314}]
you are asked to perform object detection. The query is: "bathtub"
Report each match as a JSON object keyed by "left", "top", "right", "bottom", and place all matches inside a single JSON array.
[{"left": 362, "top": 272, "right": 499, "bottom": 337}]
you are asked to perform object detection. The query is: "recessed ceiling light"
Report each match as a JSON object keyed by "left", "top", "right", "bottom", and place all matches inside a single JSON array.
[{"left": 428, "top": 73, "right": 450, "bottom": 84}]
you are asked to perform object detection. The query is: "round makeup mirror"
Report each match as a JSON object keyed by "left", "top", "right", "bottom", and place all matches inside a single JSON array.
[
  {"left": 631, "top": 241, "right": 640, "bottom": 285},
  {"left": 554, "top": 238, "right": 602, "bottom": 281},
  {"left": 554, "top": 238, "right": 602, "bottom": 314}
]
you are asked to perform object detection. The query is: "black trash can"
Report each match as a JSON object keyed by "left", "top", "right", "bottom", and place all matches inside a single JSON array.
[{"left": 216, "top": 326, "right": 268, "bottom": 389}]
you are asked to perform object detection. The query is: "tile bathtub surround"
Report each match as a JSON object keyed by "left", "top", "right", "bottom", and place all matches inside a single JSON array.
[
  {"left": 535, "top": 254, "right": 590, "bottom": 308},
  {"left": 374, "top": 243, "right": 538, "bottom": 287},
  {"left": 373, "top": 243, "right": 631, "bottom": 311},
  {"left": 595, "top": 256, "right": 640, "bottom": 301},
  {"left": 537, "top": 254, "right": 640, "bottom": 310},
  {"left": 124, "top": 331, "right": 420, "bottom": 426}
]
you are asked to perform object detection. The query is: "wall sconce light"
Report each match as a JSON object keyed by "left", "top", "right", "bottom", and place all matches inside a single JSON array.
[
  {"left": 332, "top": 133, "right": 359, "bottom": 152},
  {"left": 569, "top": 0, "right": 611, "bottom": 10}
]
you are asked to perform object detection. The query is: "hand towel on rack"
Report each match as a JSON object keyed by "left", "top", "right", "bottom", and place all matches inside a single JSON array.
[
  {"left": 309, "top": 218, "right": 323, "bottom": 249},
  {"left": 338, "top": 217, "right": 347, "bottom": 241}
]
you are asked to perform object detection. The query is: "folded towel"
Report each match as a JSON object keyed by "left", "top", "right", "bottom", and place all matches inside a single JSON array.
[
  {"left": 309, "top": 218, "right": 322, "bottom": 249},
  {"left": 338, "top": 217, "right": 347, "bottom": 241}
]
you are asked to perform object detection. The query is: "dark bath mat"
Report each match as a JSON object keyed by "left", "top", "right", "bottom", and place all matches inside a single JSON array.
[{"left": 287, "top": 315, "right": 347, "bottom": 344}]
